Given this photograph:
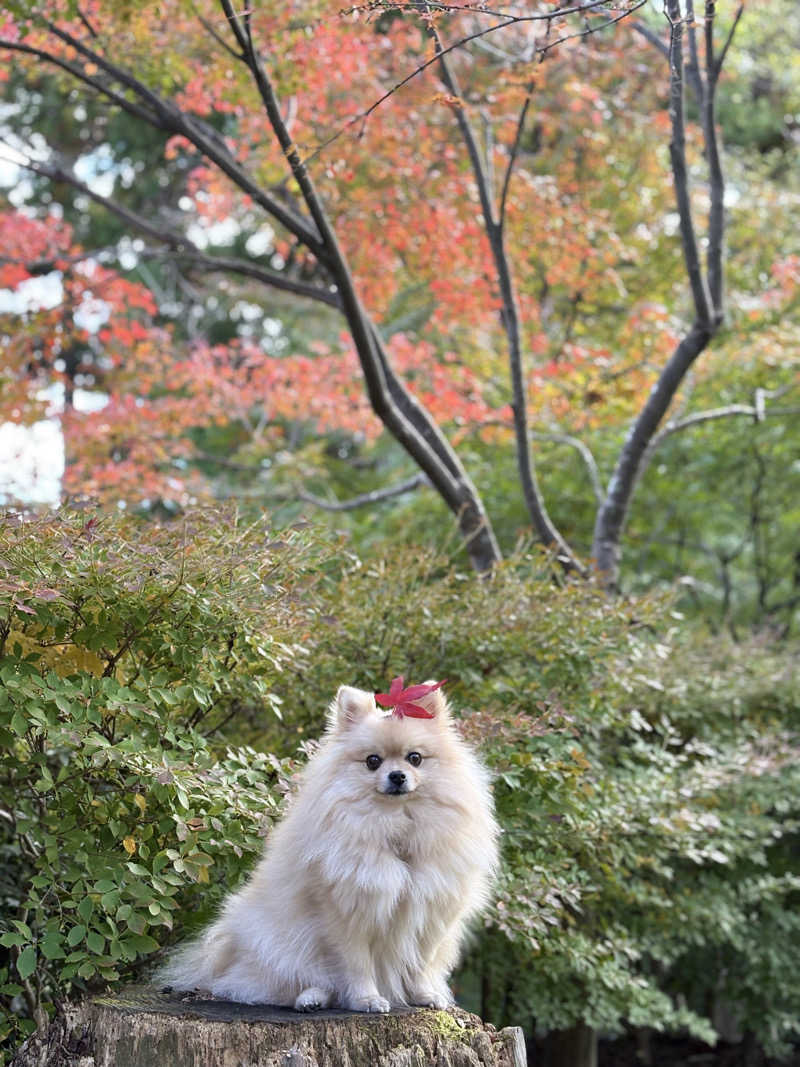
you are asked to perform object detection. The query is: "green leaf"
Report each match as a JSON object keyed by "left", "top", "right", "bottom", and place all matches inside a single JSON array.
[
  {"left": 10, "top": 710, "right": 27, "bottom": 736},
  {"left": 67, "top": 925, "right": 86, "bottom": 947},
  {"left": 126, "top": 933, "right": 159, "bottom": 954},
  {"left": 126, "top": 912, "right": 147, "bottom": 935},
  {"left": 16, "top": 946, "right": 36, "bottom": 980},
  {"left": 0, "top": 933, "right": 25, "bottom": 949},
  {"left": 40, "top": 934, "right": 65, "bottom": 961},
  {"left": 101, "top": 890, "right": 120, "bottom": 913},
  {"left": 86, "top": 931, "right": 105, "bottom": 955}
]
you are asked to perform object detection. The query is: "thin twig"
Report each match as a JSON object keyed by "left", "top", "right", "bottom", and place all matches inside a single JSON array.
[
  {"left": 498, "top": 77, "right": 535, "bottom": 234},
  {"left": 714, "top": 3, "right": 744, "bottom": 79},
  {"left": 531, "top": 431, "right": 603, "bottom": 506}
]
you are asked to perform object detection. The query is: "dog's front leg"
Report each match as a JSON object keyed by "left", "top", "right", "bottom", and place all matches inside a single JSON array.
[
  {"left": 405, "top": 918, "right": 461, "bottom": 1010},
  {"left": 334, "top": 934, "right": 390, "bottom": 1013}
]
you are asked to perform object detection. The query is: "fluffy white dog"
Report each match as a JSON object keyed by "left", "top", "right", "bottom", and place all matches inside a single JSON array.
[{"left": 163, "top": 680, "right": 499, "bottom": 1012}]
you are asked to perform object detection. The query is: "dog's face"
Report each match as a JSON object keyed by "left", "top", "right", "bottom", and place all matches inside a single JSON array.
[
  {"left": 328, "top": 684, "right": 447, "bottom": 802},
  {"left": 360, "top": 729, "right": 428, "bottom": 797}
]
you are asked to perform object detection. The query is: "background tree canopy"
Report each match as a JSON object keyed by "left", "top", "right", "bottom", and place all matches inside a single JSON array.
[{"left": 0, "top": 2, "right": 799, "bottom": 1065}]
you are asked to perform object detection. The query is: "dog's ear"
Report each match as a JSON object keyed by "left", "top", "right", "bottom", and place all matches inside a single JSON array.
[
  {"left": 331, "top": 685, "right": 376, "bottom": 729},
  {"left": 415, "top": 681, "right": 448, "bottom": 719}
]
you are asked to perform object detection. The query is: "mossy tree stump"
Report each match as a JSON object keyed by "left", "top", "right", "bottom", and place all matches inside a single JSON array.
[{"left": 11, "top": 987, "right": 527, "bottom": 1067}]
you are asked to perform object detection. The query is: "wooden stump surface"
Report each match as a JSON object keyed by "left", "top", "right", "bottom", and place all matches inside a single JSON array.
[{"left": 11, "top": 986, "right": 527, "bottom": 1067}]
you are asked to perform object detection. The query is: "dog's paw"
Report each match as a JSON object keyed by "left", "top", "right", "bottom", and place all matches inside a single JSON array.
[
  {"left": 294, "top": 987, "right": 333, "bottom": 1012},
  {"left": 409, "top": 991, "right": 451, "bottom": 1010},
  {"left": 350, "top": 995, "right": 391, "bottom": 1013}
]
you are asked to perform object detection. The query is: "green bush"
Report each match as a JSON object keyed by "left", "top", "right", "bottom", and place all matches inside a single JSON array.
[
  {"left": 0, "top": 509, "right": 318, "bottom": 1059},
  {"left": 2, "top": 519, "right": 798, "bottom": 1061}
]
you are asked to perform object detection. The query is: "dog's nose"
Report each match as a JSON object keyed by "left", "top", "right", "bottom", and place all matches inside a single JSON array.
[{"left": 388, "top": 770, "right": 406, "bottom": 786}]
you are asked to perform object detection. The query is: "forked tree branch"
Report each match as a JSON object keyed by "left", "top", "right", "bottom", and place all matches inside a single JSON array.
[
  {"left": 591, "top": 0, "right": 740, "bottom": 586},
  {"left": 427, "top": 11, "right": 585, "bottom": 574},
  {"left": 643, "top": 398, "right": 800, "bottom": 468},
  {"left": 218, "top": 0, "right": 501, "bottom": 569}
]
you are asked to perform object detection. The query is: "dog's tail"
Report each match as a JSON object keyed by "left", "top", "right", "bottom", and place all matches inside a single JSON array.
[{"left": 156, "top": 928, "right": 232, "bottom": 993}]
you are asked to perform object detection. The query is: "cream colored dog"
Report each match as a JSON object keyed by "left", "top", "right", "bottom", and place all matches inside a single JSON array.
[{"left": 163, "top": 681, "right": 499, "bottom": 1012}]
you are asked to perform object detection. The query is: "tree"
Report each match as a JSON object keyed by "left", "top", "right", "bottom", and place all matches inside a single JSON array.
[{"left": 1, "top": 1, "right": 797, "bottom": 587}]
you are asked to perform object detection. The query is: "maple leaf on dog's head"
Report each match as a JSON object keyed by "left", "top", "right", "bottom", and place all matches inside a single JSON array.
[{"left": 375, "top": 676, "right": 446, "bottom": 719}]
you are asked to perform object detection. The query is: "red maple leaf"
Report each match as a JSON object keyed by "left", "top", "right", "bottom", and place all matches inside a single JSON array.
[{"left": 375, "top": 676, "right": 446, "bottom": 719}]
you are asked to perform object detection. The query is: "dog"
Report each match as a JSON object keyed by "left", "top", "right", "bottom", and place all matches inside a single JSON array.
[{"left": 162, "top": 679, "right": 499, "bottom": 1012}]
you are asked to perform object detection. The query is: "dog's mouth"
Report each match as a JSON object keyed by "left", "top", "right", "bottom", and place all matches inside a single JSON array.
[{"left": 380, "top": 784, "right": 409, "bottom": 796}]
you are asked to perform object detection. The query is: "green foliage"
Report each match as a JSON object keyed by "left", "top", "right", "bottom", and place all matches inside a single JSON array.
[
  {"left": 624, "top": 346, "right": 800, "bottom": 634},
  {"left": 1, "top": 518, "right": 798, "bottom": 1060},
  {"left": 0, "top": 509, "right": 317, "bottom": 1059}
]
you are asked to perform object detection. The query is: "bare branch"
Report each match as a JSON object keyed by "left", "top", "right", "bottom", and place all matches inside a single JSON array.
[
  {"left": 75, "top": 4, "right": 99, "bottom": 39},
  {"left": 685, "top": 1, "right": 707, "bottom": 115},
  {"left": 191, "top": 1, "right": 244, "bottom": 61},
  {"left": 295, "top": 473, "right": 429, "bottom": 512},
  {"left": 151, "top": 248, "right": 343, "bottom": 309},
  {"left": 648, "top": 400, "right": 800, "bottom": 453},
  {"left": 425, "top": 14, "right": 497, "bottom": 229},
  {"left": 0, "top": 39, "right": 161, "bottom": 128},
  {"left": 714, "top": 3, "right": 744, "bottom": 79},
  {"left": 0, "top": 244, "right": 115, "bottom": 274},
  {"left": 592, "top": 320, "right": 712, "bottom": 586},
  {"left": 363, "top": 0, "right": 621, "bottom": 19},
  {"left": 704, "top": 0, "right": 742, "bottom": 320},
  {"left": 194, "top": 458, "right": 428, "bottom": 510},
  {"left": 43, "top": 19, "right": 177, "bottom": 125}
]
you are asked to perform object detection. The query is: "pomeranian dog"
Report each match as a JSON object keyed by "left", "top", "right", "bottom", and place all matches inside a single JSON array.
[{"left": 162, "top": 679, "right": 499, "bottom": 1013}]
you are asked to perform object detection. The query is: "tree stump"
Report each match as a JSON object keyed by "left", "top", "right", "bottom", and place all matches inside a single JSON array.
[{"left": 11, "top": 987, "right": 527, "bottom": 1067}]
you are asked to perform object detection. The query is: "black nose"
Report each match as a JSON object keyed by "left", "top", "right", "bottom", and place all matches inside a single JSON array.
[{"left": 388, "top": 771, "right": 406, "bottom": 786}]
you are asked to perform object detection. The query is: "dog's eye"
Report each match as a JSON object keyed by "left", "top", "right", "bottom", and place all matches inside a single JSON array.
[
  {"left": 406, "top": 752, "right": 422, "bottom": 767},
  {"left": 365, "top": 754, "right": 382, "bottom": 771}
]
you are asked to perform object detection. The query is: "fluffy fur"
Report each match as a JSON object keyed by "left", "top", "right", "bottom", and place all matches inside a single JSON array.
[{"left": 162, "top": 683, "right": 499, "bottom": 1012}]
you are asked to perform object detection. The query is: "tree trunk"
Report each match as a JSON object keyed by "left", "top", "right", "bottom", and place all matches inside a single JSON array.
[
  {"left": 544, "top": 1021, "right": 597, "bottom": 1067},
  {"left": 11, "top": 987, "right": 527, "bottom": 1067}
]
